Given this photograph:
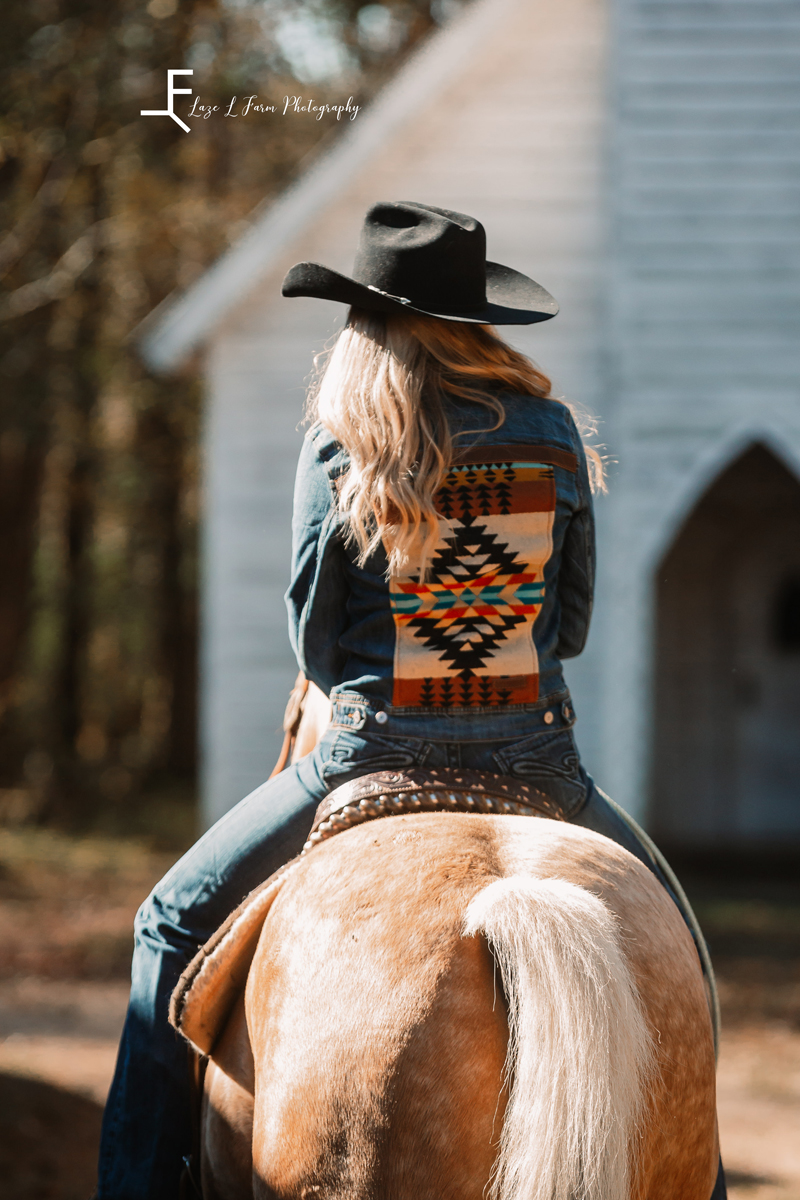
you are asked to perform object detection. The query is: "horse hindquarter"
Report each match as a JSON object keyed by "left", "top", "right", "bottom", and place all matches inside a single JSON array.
[{"left": 204, "top": 813, "right": 717, "bottom": 1200}]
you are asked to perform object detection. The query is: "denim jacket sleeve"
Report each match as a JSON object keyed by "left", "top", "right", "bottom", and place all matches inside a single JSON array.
[
  {"left": 555, "top": 428, "right": 596, "bottom": 659},
  {"left": 285, "top": 426, "right": 350, "bottom": 693}
]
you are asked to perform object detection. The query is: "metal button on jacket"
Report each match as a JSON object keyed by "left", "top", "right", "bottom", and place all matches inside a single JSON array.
[
  {"left": 543, "top": 711, "right": 554, "bottom": 725},
  {"left": 375, "top": 711, "right": 389, "bottom": 725}
]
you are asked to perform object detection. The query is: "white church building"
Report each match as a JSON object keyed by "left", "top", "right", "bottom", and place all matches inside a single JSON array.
[{"left": 142, "top": 0, "right": 800, "bottom": 847}]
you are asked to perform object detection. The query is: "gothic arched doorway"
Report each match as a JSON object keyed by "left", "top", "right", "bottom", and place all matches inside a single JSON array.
[{"left": 652, "top": 443, "right": 800, "bottom": 849}]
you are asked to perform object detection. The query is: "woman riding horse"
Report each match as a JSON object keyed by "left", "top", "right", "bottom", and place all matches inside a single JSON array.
[{"left": 96, "top": 202, "right": 725, "bottom": 1199}]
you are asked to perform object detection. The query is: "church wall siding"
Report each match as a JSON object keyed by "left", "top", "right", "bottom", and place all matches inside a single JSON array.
[
  {"left": 600, "top": 0, "right": 800, "bottom": 819},
  {"left": 201, "top": 313, "right": 338, "bottom": 822}
]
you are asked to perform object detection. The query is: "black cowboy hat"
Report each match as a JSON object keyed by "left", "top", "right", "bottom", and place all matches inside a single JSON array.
[{"left": 281, "top": 201, "right": 558, "bottom": 326}]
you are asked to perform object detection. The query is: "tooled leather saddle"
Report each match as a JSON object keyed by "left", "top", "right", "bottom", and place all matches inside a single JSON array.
[{"left": 304, "top": 765, "right": 564, "bottom": 853}]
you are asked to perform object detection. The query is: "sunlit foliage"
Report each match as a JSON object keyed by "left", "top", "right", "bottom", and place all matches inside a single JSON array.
[{"left": 0, "top": 0, "right": 457, "bottom": 831}]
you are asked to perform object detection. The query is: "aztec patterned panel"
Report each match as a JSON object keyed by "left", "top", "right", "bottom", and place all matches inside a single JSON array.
[{"left": 390, "top": 445, "right": 568, "bottom": 708}]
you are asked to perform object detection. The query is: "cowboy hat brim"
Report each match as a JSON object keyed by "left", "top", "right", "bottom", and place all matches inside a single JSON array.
[{"left": 281, "top": 260, "right": 559, "bottom": 325}]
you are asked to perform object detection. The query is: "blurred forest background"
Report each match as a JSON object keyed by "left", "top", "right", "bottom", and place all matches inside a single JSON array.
[{"left": 0, "top": 0, "right": 459, "bottom": 843}]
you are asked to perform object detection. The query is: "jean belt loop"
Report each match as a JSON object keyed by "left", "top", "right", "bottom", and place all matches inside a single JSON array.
[{"left": 331, "top": 700, "right": 367, "bottom": 731}]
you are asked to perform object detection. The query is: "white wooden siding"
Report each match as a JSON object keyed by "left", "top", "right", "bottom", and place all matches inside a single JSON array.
[{"left": 596, "top": 0, "right": 800, "bottom": 816}]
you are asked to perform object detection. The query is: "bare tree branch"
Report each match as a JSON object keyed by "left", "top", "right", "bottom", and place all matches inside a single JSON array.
[
  {"left": 0, "top": 157, "right": 78, "bottom": 280},
  {"left": 0, "top": 223, "right": 107, "bottom": 319}
]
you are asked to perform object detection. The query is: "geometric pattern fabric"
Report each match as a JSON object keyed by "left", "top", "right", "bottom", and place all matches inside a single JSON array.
[{"left": 390, "top": 455, "right": 557, "bottom": 707}]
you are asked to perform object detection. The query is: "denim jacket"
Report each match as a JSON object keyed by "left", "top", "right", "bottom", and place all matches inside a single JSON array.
[{"left": 285, "top": 393, "right": 595, "bottom": 717}]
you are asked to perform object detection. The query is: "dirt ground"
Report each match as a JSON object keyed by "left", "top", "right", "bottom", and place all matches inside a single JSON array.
[{"left": 0, "top": 827, "right": 798, "bottom": 1200}]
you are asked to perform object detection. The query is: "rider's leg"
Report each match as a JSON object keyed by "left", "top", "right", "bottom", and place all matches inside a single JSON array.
[
  {"left": 569, "top": 776, "right": 704, "bottom": 931},
  {"left": 569, "top": 775, "right": 672, "bottom": 883},
  {"left": 96, "top": 744, "right": 332, "bottom": 1200},
  {"left": 711, "top": 1158, "right": 728, "bottom": 1199}
]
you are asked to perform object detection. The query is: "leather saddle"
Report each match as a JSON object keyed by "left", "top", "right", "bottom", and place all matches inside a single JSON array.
[{"left": 305, "top": 765, "right": 564, "bottom": 851}]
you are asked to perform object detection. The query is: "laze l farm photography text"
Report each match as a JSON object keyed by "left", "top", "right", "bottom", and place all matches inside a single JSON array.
[{"left": 189, "top": 94, "right": 361, "bottom": 121}]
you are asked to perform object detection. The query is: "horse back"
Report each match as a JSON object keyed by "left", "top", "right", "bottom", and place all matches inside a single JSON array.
[{"left": 205, "top": 813, "right": 717, "bottom": 1200}]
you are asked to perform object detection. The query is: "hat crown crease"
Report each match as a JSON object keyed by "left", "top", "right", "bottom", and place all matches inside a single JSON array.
[{"left": 354, "top": 202, "right": 487, "bottom": 311}]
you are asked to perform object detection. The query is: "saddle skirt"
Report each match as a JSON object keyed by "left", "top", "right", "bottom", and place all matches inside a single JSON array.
[{"left": 170, "top": 767, "right": 564, "bottom": 1055}]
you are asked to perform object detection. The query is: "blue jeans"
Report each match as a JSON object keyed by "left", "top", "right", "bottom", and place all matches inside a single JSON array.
[{"left": 96, "top": 701, "right": 687, "bottom": 1199}]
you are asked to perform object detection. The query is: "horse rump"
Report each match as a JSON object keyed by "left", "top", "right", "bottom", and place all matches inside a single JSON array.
[{"left": 196, "top": 815, "right": 717, "bottom": 1200}]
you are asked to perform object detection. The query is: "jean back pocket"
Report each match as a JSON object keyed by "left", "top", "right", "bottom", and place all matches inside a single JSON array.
[
  {"left": 322, "top": 729, "right": 428, "bottom": 785},
  {"left": 493, "top": 728, "right": 587, "bottom": 817}
]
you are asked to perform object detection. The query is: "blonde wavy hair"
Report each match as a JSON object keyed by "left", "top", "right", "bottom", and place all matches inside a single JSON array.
[{"left": 308, "top": 307, "right": 604, "bottom": 576}]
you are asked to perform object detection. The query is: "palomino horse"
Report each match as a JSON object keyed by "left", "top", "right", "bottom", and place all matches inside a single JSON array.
[{"left": 172, "top": 683, "right": 719, "bottom": 1200}]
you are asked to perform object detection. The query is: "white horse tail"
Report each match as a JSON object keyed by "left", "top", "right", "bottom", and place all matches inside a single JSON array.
[{"left": 464, "top": 876, "right": 655, "bottom": 1200}]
